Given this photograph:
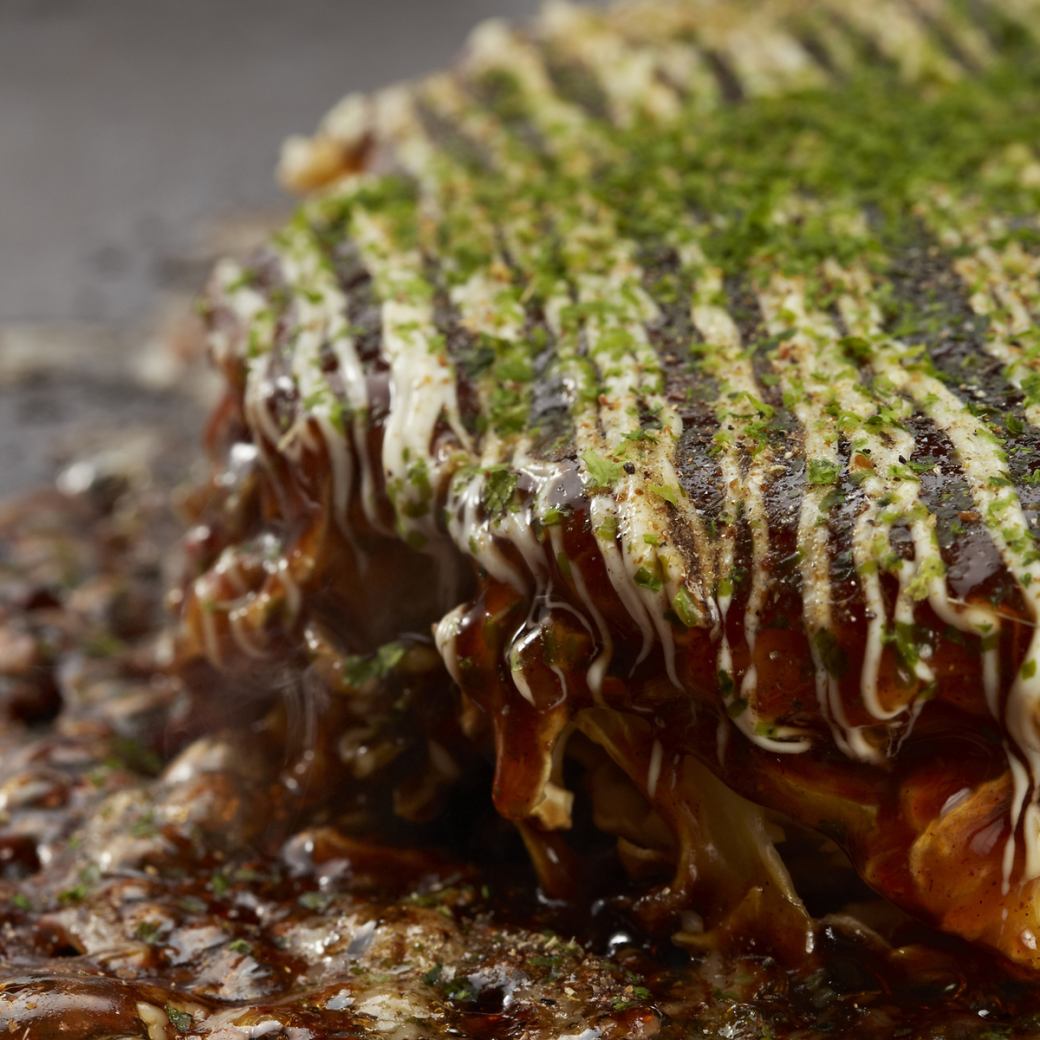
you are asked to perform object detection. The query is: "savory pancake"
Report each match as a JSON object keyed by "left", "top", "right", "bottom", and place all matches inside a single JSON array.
[{"left": 178, "top": 0, "right": 1040, "bottom": 973}]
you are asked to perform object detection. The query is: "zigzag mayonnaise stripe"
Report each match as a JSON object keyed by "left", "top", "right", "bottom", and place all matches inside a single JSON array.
[
  {"left": 415, "top": 77, "right": 627, "bottom": 697},
  {"left": 477, "top": 21, "right": 717, "bottom": 587},
  {"left": 689, "top": 261, "right": 812, "bottom": 753},
  {"left": 466, "top": 22, "right": 719, "bottom": 666},
  {"left": 413, "top": 76, "right": 625, "bottom": 701},
  {"left": 921, "top": 188, "right": 1040, "bottom": 428},
  {"left": 757, "top": 278, "right": 879, "bottom": 762},
  {"left": 361, "top": 76, "right": 625, "bottom": 703},
  {"left": 401, "top": 87, "right": 593, "bottom": 708},
  {"left": 419, "top": 78, "right": 572, "bottom": 597},
  {"left": 996, "top": 0, "right": 1040, "bottom": 41},
  {"left": 717, "top": 25, "right": 826, "bottom": 96},
  {"left": 763, "top": 271, "right": 944, "bottom": 736},
  {"left": 831, "top": 261, "right": 1007, "bottom": 681},
  {"left": 536, "top": 1, "right": 686, "bottom": 123},
  {"left": 836, "top": 262, "right": 1040, "bottom": 883},
  {"left": 907, "top": 0, "right": 996, "bottom": 68},
  {"left": 212, "top": 261, "right": 282, "bottom": 455},
  {"left": 273, "top": 223, "right": 371, "bottom": 533},
  {"left": 826, "top": 0, "right": 964, "bottom": 81},
  {"left": 374, "top": 85, "right": 536, "bottom": 593},
  {"left": 349, "top": 200, "right": 471, "bottom": 545}
]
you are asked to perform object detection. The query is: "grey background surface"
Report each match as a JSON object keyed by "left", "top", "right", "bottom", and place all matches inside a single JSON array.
[{"left": 0, "top": 0, "right": 544, "bottom": 328}]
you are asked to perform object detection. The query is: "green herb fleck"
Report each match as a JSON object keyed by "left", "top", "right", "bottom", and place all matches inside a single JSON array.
[
  {"left": 807, "top": 459, "right": 841, "bottom": 487},
  {"left": 634, "top": 566, "right": 663, "bottom": 593},
  {"left": 484, "top": 465, "right": 519, "bottom": 518},
  {"left": 165, "top": 1005, "right": 193, "bottom": 1034},
  {"left": 341, "top": 641, "right": 407, "bottom": 687},
  {"left": 813, "top": 628, "right": 848, "bottom": 678},
  {"left": 648, "top": 482, "right": 681, "bottom": 507},
  {"left": 583, "top": 451, "right": 625, "bottom": 489},
  {"left": 672, "top": 587, "right": 701, "bottom": 628}
]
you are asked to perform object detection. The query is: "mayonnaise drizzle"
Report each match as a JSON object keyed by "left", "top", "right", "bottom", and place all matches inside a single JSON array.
[
  {"left": 831, "top": 0, "right": 964, "bottom": 82},
  {"left": 834, "top": 261, "right": 1040, "bottom": 883},
  {"left": 689, "top": 261, "right": 812, "bottom": 753},
  {"left": 469, "top": 24, "right": 716, "bottom": 674},
  {"left": 921, "top": 187, "right": 1040, "bottom": 429},
  {"left": 272, "top": 224, "right": 371, "bottom": 533},
  {"left": 538, "top": 1, "right": 685, "bottom": 124},
  {"left": 349, "top": 204, "right": 471, "bottom": 545},
  {"left": 757, "top": 276, "right": 881, "bottom": 762},
  {"left": 761, "top": 267, "right": 961, "bottom": 748},
  {"left": 212, "top": 261, "right": 282, "bottom": 460}
]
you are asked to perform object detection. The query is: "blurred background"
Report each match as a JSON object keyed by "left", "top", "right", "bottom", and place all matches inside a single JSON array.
[{"left": 0, "top": 0, "right": 546, "bottom": 495}]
